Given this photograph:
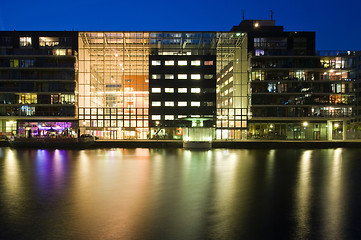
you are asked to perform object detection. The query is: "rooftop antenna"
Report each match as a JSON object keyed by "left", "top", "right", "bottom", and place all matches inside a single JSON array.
[
  {"left": 242, "top": 10, "right": 245, "bottom": 20},
  {"left": 270, "top": 10, "right": 274, "bottom": 20}
]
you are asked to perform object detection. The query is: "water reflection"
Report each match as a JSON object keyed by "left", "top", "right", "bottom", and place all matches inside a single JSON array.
[
  {"left": 294, "top": 150, "right": 312, "bottom": 239},
  {"left": 71, "top": 149, "right": 153, "bottom": 239},
  {"left": 0, "top": 148, "right": 360, "bottom": 239},
  {"left": 322, "top": 148, "right": 345, "bottom": 240},
  {"left": 2, "top": 149, "right": 23, "bottom": 219}
]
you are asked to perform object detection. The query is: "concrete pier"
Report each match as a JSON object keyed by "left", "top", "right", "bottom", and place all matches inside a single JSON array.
[{"left": 2, "top": 139, "right": 361, "bottom": 149}]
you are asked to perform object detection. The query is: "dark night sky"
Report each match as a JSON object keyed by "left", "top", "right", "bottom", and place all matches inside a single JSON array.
[{"left": 0, "top": 0, "right": 360, "bottom": 50}]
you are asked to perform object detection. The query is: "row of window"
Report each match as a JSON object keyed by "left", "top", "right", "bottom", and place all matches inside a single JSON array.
[
  {"left": 19, "top": 37, "right": 71, "bottom": 48},
  {"left": 0, "top": 93, "right": 75, "bottom": 105},
  {"left": 151, "top": 60, "right": 214, "bottom": 66},
  {"left": 79, "top": 119, "right": 149, "bottom": 128},
  {"left": 218, "top": 76, "right": 234, "bottom": 87},
  {"left": 151, "top": 115, "right": 201, "bottom": 120},
  {"left": 151, "top": 74, "right": 213, "bottom": 80},
  {"left": 218, "top": 87, "right": 234, "bottom": 96},
  {"left": 151, "top": 101, "right": 213, "bottom": 107},
  {"left": 79, "top": 108, "right": 148, "bottom": 115},
  {"left": 217, "top": 66, "right": 234, "bottom": 82},
  {"left": 151, "top": 87, "right": 201, "bottom": 93}
]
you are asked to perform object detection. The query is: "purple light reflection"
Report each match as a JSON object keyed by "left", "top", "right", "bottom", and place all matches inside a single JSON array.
[{"left": 35, "top": 150, "right": 68, "bottom": 196}]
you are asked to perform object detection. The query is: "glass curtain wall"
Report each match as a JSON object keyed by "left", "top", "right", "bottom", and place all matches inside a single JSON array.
[
  {"left": 216, "top": 33, "right": 248, "bottom": 140},
  {"left": 78, "top": 31, "right": 248, "bottom": 140},
  {"left": 78, "top": 32, "right": 149, "bottom": 139}
]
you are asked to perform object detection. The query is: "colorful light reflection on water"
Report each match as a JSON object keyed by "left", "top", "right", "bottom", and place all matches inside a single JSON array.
[{"left": 0, "top": 148, "right": 361, "bottom": 239}]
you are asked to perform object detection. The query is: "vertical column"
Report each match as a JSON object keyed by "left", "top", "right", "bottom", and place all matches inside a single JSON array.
[
  {"left": 327, "top": 120, "right": 333, "bottom": 140},
  {"left": 343, "top": 120, "right": 347, "bottom": 140},
  {"left": 1, "top": 120, "right": 5, "bottom": 133}
]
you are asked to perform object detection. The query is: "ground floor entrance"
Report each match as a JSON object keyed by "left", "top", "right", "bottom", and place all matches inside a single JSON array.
[
  {"left": 81, "top": 127, "right": 149, "bottom": 140},
  {"left": 247, "top": 120, "right": 349, "bottom": 140}
]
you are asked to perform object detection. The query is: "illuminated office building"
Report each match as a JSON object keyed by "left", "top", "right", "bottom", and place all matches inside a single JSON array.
[{"left": 77, "top": 32, "right": 247, "bottom": 139}]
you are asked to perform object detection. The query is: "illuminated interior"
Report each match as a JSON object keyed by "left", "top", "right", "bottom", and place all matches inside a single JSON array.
[
  {"left": 78, "top": 32, "right": 150, "bottom": 139},
  {"left": 216, "top": 33, "right": 249, "bottom": 140},
  {"left": 78, "top": 32, "right": 248, "bottom": 140}
]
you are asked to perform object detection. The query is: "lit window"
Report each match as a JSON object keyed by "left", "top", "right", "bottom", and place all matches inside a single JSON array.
[
  {"left": 152, "top": 115, "right": 161, "bottom": 120},
  {"left": 39, "top": 37, "right": 59, "bottom": 47},
  {"left": 191, "top": 74, "right": 201, "bottom": 80},
  {"left": 152, "top": 101, "right": 161, "bottom": 106},
  {"left": 165, "top": 101, "right": 174, "bottom": 107},
  {"left": 165, "top": 88, "right": 174, "bottom": 93},
  {"left": 151, "top": 88, "right": 161, "bottom": 93},
  {"left": 178, "top": 60, "right": 187, "bottom": 66},
  {"left": 255, "top": 49, "right": 265, "bottom": 56},
  {"left": 178, "top": 101, "right": 187, "bottom": 106},
  {"left": 165, "top": 115, "right": 174, "bottom": 120},
  {"left": 152, "top": 74, "right": 161, "bottom": 79},
  {"left": 124, "top": 87, "right": 134, "bottom": 92},
  {"left": 178, "top": 115, "right": 187, "bottom": 118},
  {"left": 10, "top": 59, "right": 19, "bottom": 68},
  {"left": 165, "top": 60, "right": 174, "bottom": 66},
  {"left": 137, "top": 121, "right": 143, "bottom": 127},
  {"left": 191, "top": 60, "right": 201, "bottom": 66},
  {"left": 204, "top": 61, "right": 213, "bottom": 65},
  {"left": 178, "top": 74, "right": 187, "bottom": 79},
  {"left": 204, "top": 74, "right": 213, "bottom": 79},
  {"left": 191, "top": 88, "right": 201, "bottom": 93},
  {"left": 20, "top": 37, "right": 32, "bottom": 47},
  {"left": 178, "top": 88, "right": 187, "bottom": 93},
  {"left": 53, "top": 49, "right": 66, "bottom": 56},
  {"left": 191, "top": 101, "right": 201, "bottom": 107},
  {"left": 152, "top": 60, "right": 161, "bottom": 66},
  {"left": 165, "top": 74, "right": 174, "bottom": 79},
  {"left": 19, "top": 59, "right": 34, "bottom": 68}
]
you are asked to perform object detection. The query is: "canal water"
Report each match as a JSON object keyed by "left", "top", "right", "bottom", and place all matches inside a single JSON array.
[{"left": 0, "top": 147, "right": 361, "bottom": 239}]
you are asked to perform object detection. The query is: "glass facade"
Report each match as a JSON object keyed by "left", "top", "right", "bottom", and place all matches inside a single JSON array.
[
  {"left": 216, "top": 33, "right": 249, "bottom": 140},
  {"left": 78, "top": 32, "right": 150, "bottom": 139},
  {"left": 78, "top": 31, "right": 248, "bottom": 140}
]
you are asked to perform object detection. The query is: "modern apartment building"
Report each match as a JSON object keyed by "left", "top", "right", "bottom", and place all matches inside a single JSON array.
[
  {"left": 0, "top": 20, "right": 359, "bottom": 140},
  {"left": 248, "top": 51, "right": 355, "bottom": 140},
  {"left": 0, "top": 31, "right": 78, "bottom": 138},
  {"left": 356, "top": 51, "right": 361, "bottom": 123},
  {"left": 231, "top": 20, "right": 356, "bottom": 140}
]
